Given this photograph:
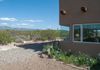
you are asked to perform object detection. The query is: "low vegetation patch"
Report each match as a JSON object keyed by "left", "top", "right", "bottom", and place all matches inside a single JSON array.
[
  {"left": 42, "top": 45, "right": 98, "bottom": 68},
  {"left": 0, "top": 31, "right": 15, "bottom": 45},
  {"left": 0, "top": 30, "right": 68, "bottom": 42}
]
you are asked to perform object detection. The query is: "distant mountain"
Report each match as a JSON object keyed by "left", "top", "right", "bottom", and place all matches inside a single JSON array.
[
  {"left": 0, "top": 26, "right": 13, "bottom": 30},
  {"left": 0, "top": 26, "right": 58, "bottom": 31},
  {"left": 0, "top": 26, "right": 39, "bottom": 30},
  {"left": 13, "top": 28, "right": 36, "bottom": 30}
]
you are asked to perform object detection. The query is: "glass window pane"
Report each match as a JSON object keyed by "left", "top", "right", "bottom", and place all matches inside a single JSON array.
[
  {"left": 60, "top": 26, "right": 69, "bottom": 40},
  {"left": 74, "top": 25, "right": 81, "bottom": 41},
  {"left": 83, "top": 24, "right": 100, "bottom": 42}
]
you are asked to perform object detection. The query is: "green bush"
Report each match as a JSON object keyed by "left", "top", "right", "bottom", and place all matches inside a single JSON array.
[
  {"left": 0, "top": 32, "right": 15, "bottom": 45},
  {"left": 72, "top": 53, "right": 97, "bottom": 67},
  {"left": 0, "top": 30, "right": 64, "bottom": 41},
  {"left": 42, "top": 45, "right": 98, "bottom": 67}
]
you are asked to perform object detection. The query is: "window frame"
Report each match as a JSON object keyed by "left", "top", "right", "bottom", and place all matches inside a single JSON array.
[
  {"left": 73, "top": 23, "right": 100, "bottom": 44},
  {"left": 73, "top": 24, "right": 82, "bottom": 42}
]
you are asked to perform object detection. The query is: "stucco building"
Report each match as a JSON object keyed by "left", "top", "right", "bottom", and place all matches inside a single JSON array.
[{"left": 60, "top": 0, "right": 100, "bottom": 56}]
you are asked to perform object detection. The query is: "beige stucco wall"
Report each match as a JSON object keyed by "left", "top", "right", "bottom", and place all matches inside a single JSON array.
[{"left": 60, "top": 0, "right": 100, "bottom": 25}]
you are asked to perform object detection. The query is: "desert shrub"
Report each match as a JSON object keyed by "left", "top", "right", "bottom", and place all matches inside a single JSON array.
[
  {"left": 40, "top": 30, "right": 60, "bottom": 41},
  {"left": 72, "top": 53, "right": 97, "bottom": 67},
  {"left": 10, "top": 30, "right": 61, "bottom": 41},
  {"left": 0, "top": 32, "right": 15, "bottom": 45},
  {"left": 42, "top": 45, "right": 98, "bottom": 67}
]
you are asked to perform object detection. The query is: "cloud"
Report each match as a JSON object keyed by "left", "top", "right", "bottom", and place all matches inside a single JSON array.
[
  {"left": 14, "top": 23, "right": 35, "bottom": 29},
  {"left": 0, "top": 17, "right": 17, "bottom": 21},
  {"left": 0, "top": 17, "right": 44, "bottom": 23},
  {"left": 17, "top": 23, "right": 29, "bottom": 26},
  {"left": 24, "top": 19, "right": 44, "bottom": 23},
  {"left": 20, "top": 23, "right": 29, "bottom": 26},
  {"left": 0, "top": 23, "right": 8, "bottom": 26}
]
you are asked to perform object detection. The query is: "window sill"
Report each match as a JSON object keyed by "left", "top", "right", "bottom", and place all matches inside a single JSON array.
[{"left": 73, "top": 41, "right": 100, "bottom": 44}]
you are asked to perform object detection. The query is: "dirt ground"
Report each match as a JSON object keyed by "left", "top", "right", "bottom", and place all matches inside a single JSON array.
[
  {"left": 0, "top": 42, "right": 85, "bottom": 70},
  {"left": 0, "top": 54, "right": 82, "bottom": 70}
]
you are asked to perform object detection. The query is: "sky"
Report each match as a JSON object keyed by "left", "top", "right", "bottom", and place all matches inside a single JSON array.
[{"left": 0, "top": 0, "right": 60, "bottom": 30}]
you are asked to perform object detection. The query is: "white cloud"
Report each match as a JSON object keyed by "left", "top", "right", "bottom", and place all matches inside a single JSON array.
[
  {"left": 0, "top": 23, "right": 8, "bottom": 26},
  {"left": 20, "top": 23, "right": 29, "bottom": 26},
  {"left": 16, "top": 23, "right": 30, "bottom": 26},
  {"left": 24, "top": 19, "right": 44, "bottom": 23},
  {"left": 0, "top": 17, "right": 17, "bottom": 21},
  {"left": 14, "top": 23, "right": 34, "bottom": 29},
  {"left": 0, "top": 17, "right": 44, "bottom": 23}
]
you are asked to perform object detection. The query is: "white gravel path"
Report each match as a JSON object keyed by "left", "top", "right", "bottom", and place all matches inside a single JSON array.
[
  {"left": 0, "top": 48, "right": 35, "bottom": 64},
  {"left": 0, "top": 45, "right": 83, "bottom": 70}
]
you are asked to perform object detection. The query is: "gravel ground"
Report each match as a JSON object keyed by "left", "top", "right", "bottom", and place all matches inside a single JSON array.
[{"left": 0, "top": 45, "right": 82, "bottom": 70}]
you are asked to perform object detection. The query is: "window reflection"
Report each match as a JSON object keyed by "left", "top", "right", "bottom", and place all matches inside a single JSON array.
[
  {"left": 60, "top": 26, "right": 69, "bottom": 40},
  {"left": 83, "top": 24, "right": 100, "bottom": 42},
  {"left": 74, "top": 25, "right": 81, "bottom": 41},
  {"left": 74, "top": 24, "right": 100, "bottom": 43}
]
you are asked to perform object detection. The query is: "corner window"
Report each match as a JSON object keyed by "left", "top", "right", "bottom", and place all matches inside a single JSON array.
[
  {"left": 74, "top": 25, "right": 81, "bottom": 41},
  {"left": 60, "top": 26, "right": 69, "bottom": 40},
  {"left": 73, "top": 24, "right": 100, "bottom": 43},
  {"left": 83, "top": 24, "right": 100, "bottom": 42}
]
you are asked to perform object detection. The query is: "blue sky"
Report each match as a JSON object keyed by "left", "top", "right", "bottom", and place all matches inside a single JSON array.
[{"left": 0, "top": 0, "right": 60, "bottom": 30}]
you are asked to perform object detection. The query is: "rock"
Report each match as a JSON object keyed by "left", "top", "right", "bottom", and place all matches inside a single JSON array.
[{"left": 38, "top": 53, "right": 48, "bottom": 58}]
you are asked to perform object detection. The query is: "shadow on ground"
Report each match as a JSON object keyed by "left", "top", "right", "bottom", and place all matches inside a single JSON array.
[
  {"left": 17, "top": 42, "right": 53, "bottom": 52},
  {"left": 17, "top": 41, "right": 100, "bottom": 70},
  {"left": 90, "top": 63, "right": 100, "bottom": 70}
]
